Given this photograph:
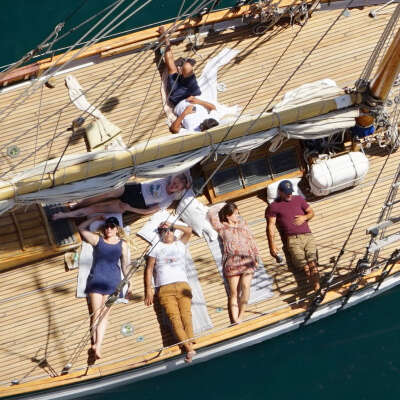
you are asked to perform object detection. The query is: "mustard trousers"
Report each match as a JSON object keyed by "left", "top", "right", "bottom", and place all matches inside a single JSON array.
[{"left": 158, "top": 282, "right": 194, "bottom": 344}]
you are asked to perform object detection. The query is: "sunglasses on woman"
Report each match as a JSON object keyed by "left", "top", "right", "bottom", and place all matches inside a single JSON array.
[{"left": 104, "top": 223, "right": 117, "bottom": 229}]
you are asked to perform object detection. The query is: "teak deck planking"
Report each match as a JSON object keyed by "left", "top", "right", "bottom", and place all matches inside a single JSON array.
[
  {"left": 1, "top": 3, "right": 400, "bottom": 397},
  {"left": 0, "top": 6, "right": 395, "bottom": 177}
]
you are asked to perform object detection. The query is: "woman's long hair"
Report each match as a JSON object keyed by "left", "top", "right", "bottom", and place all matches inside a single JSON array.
[{"left": 218, "top": 202, "right": 238, "bottom": 223}]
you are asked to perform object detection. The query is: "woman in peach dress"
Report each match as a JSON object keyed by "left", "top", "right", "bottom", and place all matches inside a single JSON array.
[{"left": 208, "top": 203, "right": 260, "bottom": 323}]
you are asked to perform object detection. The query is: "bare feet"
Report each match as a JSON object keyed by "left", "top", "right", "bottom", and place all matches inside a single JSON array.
[
  {"left": 93, "top": 345, "right": 101, "bottom": 360},
  {"left": 157, "top": 25, "right": 170, "bottom": 45},
  {"left": 184, "top": 350, "right": 196, "bottom": 363},
  {"left": 67, "top": 201, "right": 78, "bottom": 210},
  {"left": 52, "top": 212, "right": 66, "bottom": 220}
]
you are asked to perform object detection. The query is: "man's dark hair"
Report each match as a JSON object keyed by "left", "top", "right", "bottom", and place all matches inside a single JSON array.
[
  {"left": 175, "top": 57, "right": 196, "bottom": 67},
  {"left": 199, "top": 118, "right": 219, "bottom": 132}
]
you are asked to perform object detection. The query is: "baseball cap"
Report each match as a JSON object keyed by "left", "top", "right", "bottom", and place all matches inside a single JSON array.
[{"left": 277, "top": 180, "right": 294, "bottom": 195}]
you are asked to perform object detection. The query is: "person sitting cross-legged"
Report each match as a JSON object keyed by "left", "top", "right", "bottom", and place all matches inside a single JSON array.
[{"left": 144, "top": 222, "right": 196, "bottom": 363}]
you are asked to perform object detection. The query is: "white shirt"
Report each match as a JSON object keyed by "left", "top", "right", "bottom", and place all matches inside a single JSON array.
[
  {"left": 148, "top": 240, "right": 188, "bottom": 287},
  {"left": 174, "top": 99, "right": 219, "bottom": 131},
  {"left": 141, "top": 177, "right": 178, "bottom": 209}
]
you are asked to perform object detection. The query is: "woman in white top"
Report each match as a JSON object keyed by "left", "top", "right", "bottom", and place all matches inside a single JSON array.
[{"left": 144, "top": 222, "right": 196, "bottom": 363}]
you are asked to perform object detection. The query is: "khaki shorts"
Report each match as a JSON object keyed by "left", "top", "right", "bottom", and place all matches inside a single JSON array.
[{"left": 286, "top": 233, "right": 317, "bottom": 270}]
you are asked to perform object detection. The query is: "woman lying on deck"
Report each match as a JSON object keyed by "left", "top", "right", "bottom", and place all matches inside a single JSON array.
[
  {"left": 144, "top": 222, "right": 196, "bottom": 363},
  {"left": 52, "top": 174, "right": 190, "bottom": 220},
  {"left": 208, "top": 203, "right": 260, "bottom": 324},
  {"left": 78, "top": 216, "right": 129, "bottom": 361}
]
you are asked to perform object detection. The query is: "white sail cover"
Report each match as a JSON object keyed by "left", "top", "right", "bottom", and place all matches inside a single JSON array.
[
  {"left": 273, "top": 79, "right": 347, "bottom": 112},
  {"left": 280, "top": 108, "right": 359, "bottom": 140}
]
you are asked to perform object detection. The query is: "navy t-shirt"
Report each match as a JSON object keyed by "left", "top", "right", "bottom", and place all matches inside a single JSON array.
[{"left": 167, "top": 73, "right": 201, "bottom": 106}]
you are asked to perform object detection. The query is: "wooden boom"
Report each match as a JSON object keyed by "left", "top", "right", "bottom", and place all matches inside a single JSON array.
[
  {"left": 370, "top": 27, "right": 400, "bottom": 101},
  {"left": 0, "top": 93, "right": 358, "bottom": 201}
]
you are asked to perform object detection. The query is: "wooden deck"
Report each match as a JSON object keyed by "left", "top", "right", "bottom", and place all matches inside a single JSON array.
[
  {"left": 0, "top": 4, "right": 397, "bottom": 178},
  {"left": 1, "top": 3, "right": 400, "bottom": 397}
]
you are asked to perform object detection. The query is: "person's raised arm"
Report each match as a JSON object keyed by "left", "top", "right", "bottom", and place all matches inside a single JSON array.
[
  {"left": 78, "top": 216, "right": 102, "bottom": 246},
  {"left": 266, "top": 216, "right": 278, "bottom": 258},
  {"left": 144, "top": 256, "right": 156, "bottom": 306},
  {"left": 174, "top": 224, "right": 192, "bottom": 244},
  {"left": 207, "top": 206, "right": 223, "bottom": 232},
  {"left": 170, "top": 105, "right": 195, "bottom": 133}
]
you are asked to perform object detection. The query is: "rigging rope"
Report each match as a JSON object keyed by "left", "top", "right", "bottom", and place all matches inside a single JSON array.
[
  {"left": 8, "top": 0, "right": 224, "bottom": 381},
  {"left": 19, "top": 0, "right": 313, "bottom": 377},
  {"left": 357, "top": 3, "right": 400, "bottom": 89},
  {"left": 126, "top": 0, "right": 211, "bottom": 145},
  {"left": 129, "top": 0, "right": 220, "bottom": 146},
  {"left": 0, "top": 0, "right": 140, "bottom": 130},
  {"left": 46, "top": 0, "right": 215, "bottom": 178},
  {"left": 303, "top": 3, "right": 400, "bottom": 324},
  {"left": 0, "top": 0, "right": 216, "bottom": 179},
  {"left": 7, "top": 0, "right": 397, "bottom": 380}
]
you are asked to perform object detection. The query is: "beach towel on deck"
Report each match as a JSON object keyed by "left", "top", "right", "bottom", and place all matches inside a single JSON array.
[
  {"left": 161, "top": 48, "right": 241, "bottom": 130},
  {"left": 76, "top": 213, "right": 129, "bottom": 303},
  {"left": 137, "top": 210, "right": 213, "bottom": 334}
]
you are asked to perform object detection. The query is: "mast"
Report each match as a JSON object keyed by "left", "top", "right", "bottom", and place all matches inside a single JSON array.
[{"left": 369, "top": 27, "right": 400, "bottom": 101}]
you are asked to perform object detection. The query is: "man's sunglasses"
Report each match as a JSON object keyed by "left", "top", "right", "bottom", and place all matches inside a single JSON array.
[{"left": 158, "top": 227, "right": 174, "bottom": 234}]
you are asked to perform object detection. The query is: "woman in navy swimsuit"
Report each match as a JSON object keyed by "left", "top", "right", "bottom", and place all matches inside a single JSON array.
[{"left": 78, "top": 216, "right": 129, "bottom": 360}]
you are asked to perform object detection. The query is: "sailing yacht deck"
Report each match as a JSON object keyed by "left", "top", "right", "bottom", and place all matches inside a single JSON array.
[
  {"left": 0, "top": 5, "right": 396, "bottom": 177},
  {"left": 1, "top": 3, "right": 400, "bottom": 396}
]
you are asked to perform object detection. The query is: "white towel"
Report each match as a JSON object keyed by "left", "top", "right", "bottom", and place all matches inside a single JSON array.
[
  {"left": 164, "top": 47, "right": 241, "bottom": 131},
  {"left": 138, "top": 210, "right": 213, "bottom": 334},
  {"left": 76, "top": 213, "right": 129, "bottom": 304},
  {"left": 204, "top": 233, "right": 274, "bottom": 304},
  {"left": 66, "top": 74, "right": 104, "bottom": 119}
]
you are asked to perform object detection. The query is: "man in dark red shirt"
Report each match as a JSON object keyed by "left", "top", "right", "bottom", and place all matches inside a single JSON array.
[{"left": 265, "top": 180, "right": 320, "bottom": 291}]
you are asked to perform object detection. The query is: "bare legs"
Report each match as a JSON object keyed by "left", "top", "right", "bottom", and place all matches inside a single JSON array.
[
  {"left": 304, "top": 260, "right": 320, "bottom": 291},
  {"left": 88, "top": 292, "right": 111, "bottom": 360},
  {"left": 227, "top": 272, "right": 254, "bottom": 324},
  {"left": 52, "top": 199, "right": 125, "bottom": 220},
  {"left": 72, "top": 187, "right": 124, "bottom": 209},
  {"left": 157, "top": 26, "right": 178, "bottom": 75}
]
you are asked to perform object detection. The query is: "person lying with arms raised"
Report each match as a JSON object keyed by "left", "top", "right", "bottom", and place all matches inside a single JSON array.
[
  {"left": 79, "top": 216, "right": 130, "bottom": 361},
  {"left": 53, "top": 174, "right": 190, "bottom": 220},
  {"left": 144, "top": 222, "right": 196, "bottom": 363}
]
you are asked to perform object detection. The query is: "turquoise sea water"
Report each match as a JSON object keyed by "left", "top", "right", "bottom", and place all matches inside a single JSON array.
[{"left": 2, "top": 1, "right": 400, "bottom": 399}]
